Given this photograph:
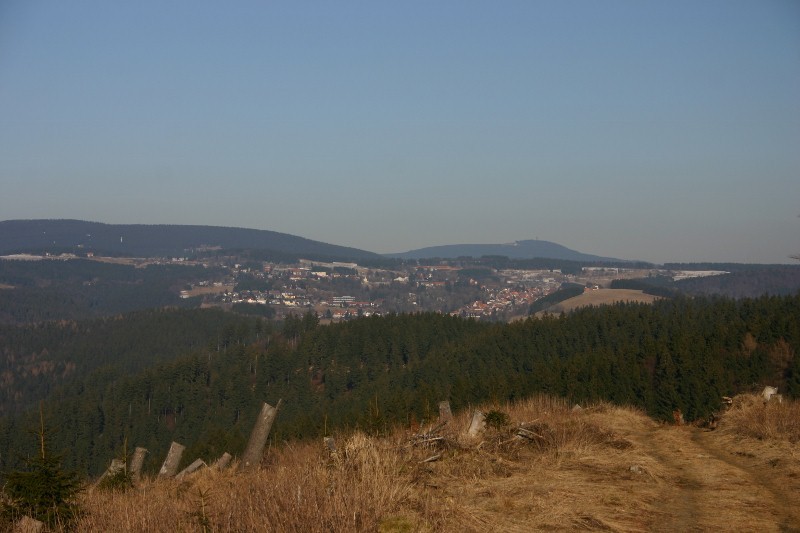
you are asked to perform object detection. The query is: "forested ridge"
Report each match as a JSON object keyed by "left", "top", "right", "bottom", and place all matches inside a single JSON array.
[
  {"left": 1, "top": 294, "right": 798, "bottom": 479},
  {"left": 0, "top": 259, "right": 217, "bottom": 324},
  {"left": 612, "top": 265, "right": 800, "bottom": 299},
  {"left": 0, "top": 219, "right": 379, "bottom": 260}
]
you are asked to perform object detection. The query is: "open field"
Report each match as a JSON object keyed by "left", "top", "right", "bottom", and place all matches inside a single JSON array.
[
  {"left": 544, "top": 288, "right": 660, "bottom": 314},
  {"left": 181, "top": 284, "right": 234, "bottom": 297},
  {"left": 18, "top": 394, "right": 795, "bottom": 532}
]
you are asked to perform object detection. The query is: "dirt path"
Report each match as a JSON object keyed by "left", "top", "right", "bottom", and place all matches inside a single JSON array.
[{"left": 605, "top": 417, "right": 800, "bottom": 532}]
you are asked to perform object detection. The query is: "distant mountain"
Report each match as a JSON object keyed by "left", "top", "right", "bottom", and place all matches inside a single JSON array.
[
  {"left": 389, "top": 239, "right": 621, "bottom": 262},
  {"left": 0, "top": 219, "right": 380, "bottom": 260}
]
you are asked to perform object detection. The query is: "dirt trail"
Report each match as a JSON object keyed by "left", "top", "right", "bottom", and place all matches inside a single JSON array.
[
  {"left": 601, "top": 415, "right": 800, "bottom": 532},
  {"left": 422, "top": 405, "right": 798, "bottom": 532}
]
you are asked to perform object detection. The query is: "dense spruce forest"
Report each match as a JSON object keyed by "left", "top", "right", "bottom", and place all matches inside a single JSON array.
[
  {"left": 528, "top": 283, "right": 586, "bottom": 313},
  {"left": 0, "top": 308, "right": 267, "bottom": 416},
  {"left": 1, "top": 294, "right": 798, "bottom": 480},
  {"left": 0, "top": 259, "right": 217, "bottom": 324},
  {"left": 673, "top": 265, "right": 800, "bottom": 298}
]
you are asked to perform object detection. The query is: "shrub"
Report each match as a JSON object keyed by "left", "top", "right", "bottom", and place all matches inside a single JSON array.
[{"left": 484, "top": 409, "right": 511, "bottom": 430}]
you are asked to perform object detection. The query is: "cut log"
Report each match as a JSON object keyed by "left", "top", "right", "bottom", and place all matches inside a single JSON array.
[
  {"left": 239, "top": 400, "right": 282, "bottom": 471},
  {"left": 420, "top": 436, "right": 445, "bottom": 444},
  {"left": 517, "top": 428, "right": 545, "bottom": 441},
  {"left": 176, "top": 458, "right": 207, "bottom": 480},
  {"left": 212, "top": 452, "right": 232, "bottom": 470},
  {"left": 158, "top": 441, "right": 186, "bottom": 478}
]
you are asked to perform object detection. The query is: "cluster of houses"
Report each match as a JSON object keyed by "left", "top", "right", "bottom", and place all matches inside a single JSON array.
[
  {"left": 454, "top": 286, "right": 550, "bottom": 319},
  {"left": 182, "top": 260, "right": 583, "bottom": 321},
  {"left": 173, "top": 257, "right": 687, "bottom": 321}
]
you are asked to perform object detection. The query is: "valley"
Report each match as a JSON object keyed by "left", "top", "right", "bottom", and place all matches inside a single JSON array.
[{"left": 1, "top": 222, "right": 798, "bottom": 531}]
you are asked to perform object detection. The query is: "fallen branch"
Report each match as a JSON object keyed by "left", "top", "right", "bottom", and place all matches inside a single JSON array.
[
  {"left": 416, "top": 436, "right": 444, "bottom": 445},
  {"left": 408, "top": 420, "right": 450, "bottom": 448},
  {"left": 517, "top": 428, "right": 545, "bottom": 441}
]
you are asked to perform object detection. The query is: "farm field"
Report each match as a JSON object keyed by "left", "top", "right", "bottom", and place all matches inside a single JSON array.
[{"left": 544, "top": 288, "right": 660, "bottom": 314}]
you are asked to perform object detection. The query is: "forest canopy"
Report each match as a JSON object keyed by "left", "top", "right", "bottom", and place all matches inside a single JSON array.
[{"left": 1, "top": 293, "right": 798, "bottom": 478}]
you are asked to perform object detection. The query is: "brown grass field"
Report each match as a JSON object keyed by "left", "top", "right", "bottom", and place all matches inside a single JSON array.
[
  {"left": 8, "top": 393, "right": 797, "bottom": 532},
  {"left": 542, "top": 289, "right": 660, "bottom": 315}
]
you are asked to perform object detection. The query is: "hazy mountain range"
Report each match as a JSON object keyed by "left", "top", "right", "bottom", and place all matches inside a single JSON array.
[
  {"left": 391, "top": 240, "right": 619, "bottom": 262},
  {"left": 1, "top": 220, "right": 620, "bottom": 263}
]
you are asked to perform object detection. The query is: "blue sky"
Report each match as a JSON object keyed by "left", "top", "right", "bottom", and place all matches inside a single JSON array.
[{"left": 1, "top": 1, "right": 798, "bottom": 263}]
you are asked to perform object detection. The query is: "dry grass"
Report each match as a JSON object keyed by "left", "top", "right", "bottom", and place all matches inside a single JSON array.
[
  {"left": 180, "top": 284, "right": 234, "bottom": 298},
  {"left": 78, "top": 433, "right": 413, "bottom": 532},
  {"left": 37, "top": 393, "right": 798, "bottom": 532},
  {"left": 717, "top": 393, "right": 800, "bottom": 442},
  {"left": 409, "top": 398, "right": 663, "bottom": 532}
]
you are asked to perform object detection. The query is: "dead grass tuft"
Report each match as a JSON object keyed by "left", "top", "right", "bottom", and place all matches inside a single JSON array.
[{"left": 718, "top": 393, "right": 800, "bottom": 442}]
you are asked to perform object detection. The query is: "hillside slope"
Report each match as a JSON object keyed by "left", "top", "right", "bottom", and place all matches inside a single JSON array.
[
  {"left": 538, "top": 288, "right": 661, "bottom": 315},
  {"left": 3, "top": 295, "right": 798, "bottom": 479},
  {"left": 0, "top": 219, "right": 379, "bottom": 260},
  {"left": 62, "top": 394, "right": 800, "bottom": 532}
]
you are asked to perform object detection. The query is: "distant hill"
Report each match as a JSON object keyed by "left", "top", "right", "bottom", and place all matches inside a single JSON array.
[
  {"left": 672, "top": 265, "right": 800, "bottom": 298},
  {"left": 611, "top": 265, "right": 800, "bottom": 300},
  {"left": 0, "top": 219, "right": 380, "bottom": 260},
  {"left": 389, "top": 239, "right": 620, "bottom": 262}
]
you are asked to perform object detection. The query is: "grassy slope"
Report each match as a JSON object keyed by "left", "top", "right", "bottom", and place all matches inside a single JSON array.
[{"left": 51, "top": 394, "right": 800, "bottom": 532}]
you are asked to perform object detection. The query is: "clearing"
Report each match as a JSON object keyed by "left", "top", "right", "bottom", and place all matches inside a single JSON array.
[
  {"left": 67, "top": 396, "right": 800, "bottom": 532},
  {"left": 420, "top": 401, "right": 800, "bottom": 532}
]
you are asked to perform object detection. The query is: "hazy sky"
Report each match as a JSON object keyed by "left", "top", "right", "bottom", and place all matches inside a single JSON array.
[{"left": 1, "top": 1, "right": 798, "bottom": 264}]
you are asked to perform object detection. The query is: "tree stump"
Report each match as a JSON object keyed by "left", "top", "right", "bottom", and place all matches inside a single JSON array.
[
  {"left": 324, "top": 436, "right": 337, "bottom": 454},
  {"left": 130, "top": 447, "right": 148, "bottom": 481},
  {"left": 468, "top": 410, "right": 485, "bottom": 437},
  {"left": 438, "top": 401, "right": 453, "bottom": 423},
  {"left": 92, "top": 458, "right": 125, "bottom": 490},
  {"left": 239, "top": 400, "right": 281, "bottom": 471},
  {"left": 158, "top": 441, "right": 186, "bottom": 478}
]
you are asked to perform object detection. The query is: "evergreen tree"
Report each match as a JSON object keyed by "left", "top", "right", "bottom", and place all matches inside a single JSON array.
[
  {"left": 653, "top": 350, "right": 681, "bottom": 420},
  {"left": 1, "top": 406, "right": 83, "bottom": 529}
]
